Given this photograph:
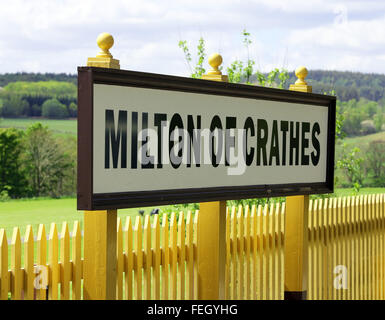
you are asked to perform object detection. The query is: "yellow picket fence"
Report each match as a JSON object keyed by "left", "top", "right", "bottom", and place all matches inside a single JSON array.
[
  {"left": 0, "top": 193, "right": 384, "bottom": 300},
  {"left": 308, "top": 194, "right": 385, "bottom": 300}
]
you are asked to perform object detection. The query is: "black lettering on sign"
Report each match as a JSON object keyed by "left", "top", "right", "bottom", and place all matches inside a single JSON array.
[
  {"left": 269, "top": 120, "right": 280, "bottom": 166},
  {"left": 301, "top": 122, "right": 310, "bottom": 166},
  {"left": 225, "top": 116, "right": 236, "bottom": 167},
  {"left": 244, "top": 117, "right": 255, "bottom": 166},
  {"left": 280, "top": 120, "right": 289, "bottom": 166},
  {"left": 210, "top": 115, "right": 223, "bottom": 167},
  {"left": 289, "top": 121, "right": 300, "bottom": 166},
  {"left": 105, "top": 109, "right": 127, "bottom": 169},
  {"left": 257, "top": 119, "right": 268, "bottom": 166},
  {"left": 311, "top": 122, "right": 321, "bottom": 166},
  {"left": 169, "top": 113, "right": 184, "bottom": 169},
  {"left": 131, "top": 112, "right": 138, "bottom": 169},
  {"left": 187, "top": 115, "right": 201, "bottom": 168}
]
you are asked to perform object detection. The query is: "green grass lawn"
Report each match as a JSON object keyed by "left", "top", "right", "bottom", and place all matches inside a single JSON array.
[
  {"left": 0, "top": 117, "right": 77, "bottom": 136},
  {"left": 0, "top": 197, "right": 172, "bottom": 238}
]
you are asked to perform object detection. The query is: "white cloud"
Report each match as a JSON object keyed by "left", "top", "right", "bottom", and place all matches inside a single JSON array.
[{"left": 284, "top": 14, "right": 385, "bottom": 72}]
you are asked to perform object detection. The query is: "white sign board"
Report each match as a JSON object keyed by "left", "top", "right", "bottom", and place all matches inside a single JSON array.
[{"left": 78, "top": 67, "right": 336, "bottom": 210}]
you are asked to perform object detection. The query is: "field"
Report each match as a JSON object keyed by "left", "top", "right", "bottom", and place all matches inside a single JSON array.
[{"left": 0, "top": 117, "right": 76, "bottom": 136}]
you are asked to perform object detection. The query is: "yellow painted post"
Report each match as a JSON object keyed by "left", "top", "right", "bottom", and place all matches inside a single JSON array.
[
  {"left": 198, "top": 200, "right": 227, "bottom": 300},
  {"left": 83, "top": 209, "right": 117, "bottom": 300},
  {"left": 284, "top": 195, "right": 310, "bottom": 300},
  {"left": 284, "top": 66, "right": 312, "bottom": 300},
  {"left": 197, "top": 53, "right": 227, "bottom": 300},
  {"left": 83, "top": 32, "right": 119, "bottom": 300}
]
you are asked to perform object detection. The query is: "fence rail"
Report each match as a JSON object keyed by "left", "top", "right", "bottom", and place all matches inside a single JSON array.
[{"left": 0, "top": 193, "right": 384, "bottom": 300}]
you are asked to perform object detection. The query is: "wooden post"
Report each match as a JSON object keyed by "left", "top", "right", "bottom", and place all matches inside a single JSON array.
[
  {"left": 284, "top": 66, "right": 312, "bottom": 300},
  {"left": 83, "top": 33, "right": 120, "bottom": 300},
  {"left": 197, "top": 54, "right": 228, "bottom": 300}
]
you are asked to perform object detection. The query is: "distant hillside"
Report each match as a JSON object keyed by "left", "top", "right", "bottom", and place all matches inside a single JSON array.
[
  {"left": 254, "top": 70, "right": 385, "bottom": 102},
  {"left": 1, "top": 70, "right": 384, "bottom": 102},
  {"left": 0, "top": 72, "right": 77, "bottom": 87}
]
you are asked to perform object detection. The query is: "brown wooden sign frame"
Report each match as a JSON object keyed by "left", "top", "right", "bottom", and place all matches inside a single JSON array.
[{"left": 77, "top": 66, "right": 336, "bottom": 210}]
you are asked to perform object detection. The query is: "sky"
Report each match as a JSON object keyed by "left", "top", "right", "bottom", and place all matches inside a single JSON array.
[{"left": 0, "top": 0, "right": 385, "bottom": 76}]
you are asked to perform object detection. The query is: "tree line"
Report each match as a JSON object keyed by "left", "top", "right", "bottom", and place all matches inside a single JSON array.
[
  {"left": 0, "top": 72, "right": 76, "bottom": 87},
  {"left": 0, "top": 123, "right": 76, "bottom": 200},
  {"left": 0, "top": 80, "right": 77, "bottom": 119},
  {"left": 260, "top": 70, "right": 385, "bottom": 103}
]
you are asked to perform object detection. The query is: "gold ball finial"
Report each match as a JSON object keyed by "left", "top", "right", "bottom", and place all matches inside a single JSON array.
[
  {"left": 207, "top": 53, "right": 223, "bottom": 75},
  {"left": 295, "top": 66, "right": 308, "bottom": 85},
  {"left": 96, "top": 32, "right": 114, "bottom": 58}
]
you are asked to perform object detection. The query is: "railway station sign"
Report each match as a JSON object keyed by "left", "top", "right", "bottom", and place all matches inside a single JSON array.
[{"left": 77, "top": 67, "right": 336, "bottom": 210}]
